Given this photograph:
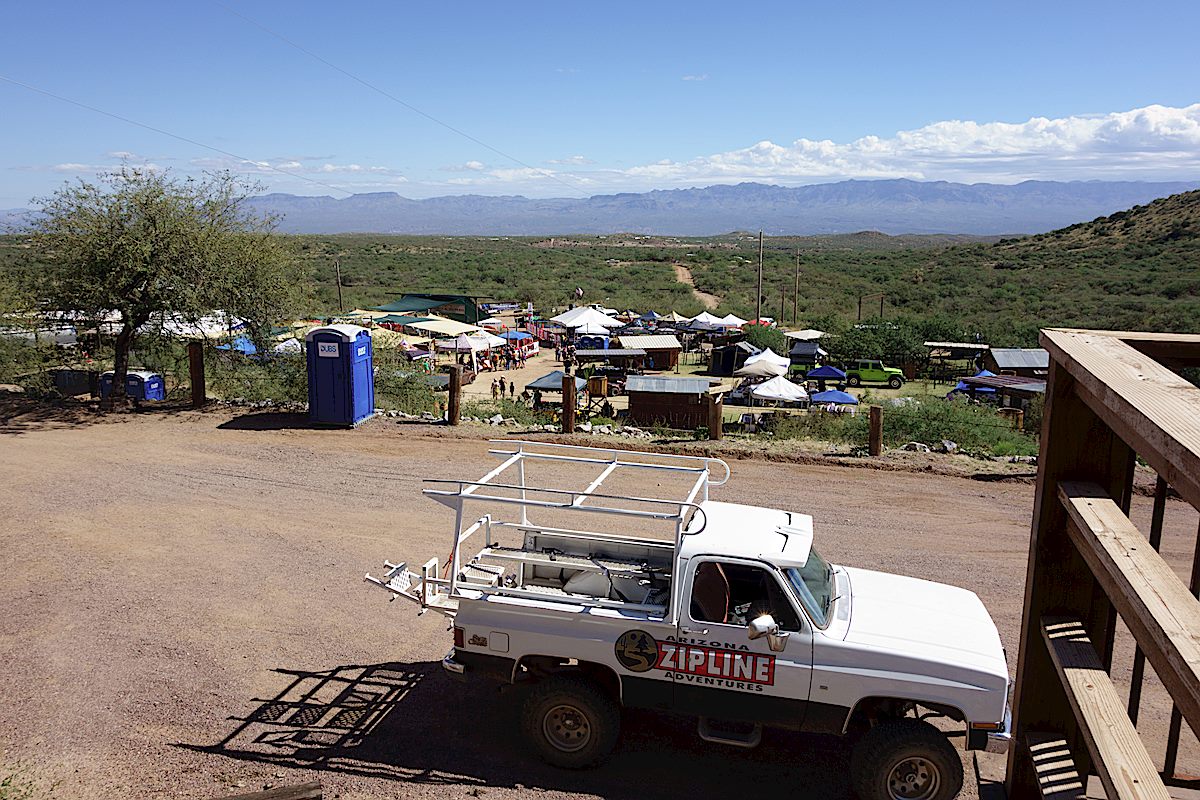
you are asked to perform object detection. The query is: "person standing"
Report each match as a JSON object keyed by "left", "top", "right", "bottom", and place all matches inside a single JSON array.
[
  {"left": 498, "top": 376, "right": 507, "bottom": 397},
  {"left": 509, "top": 382, "right": 516, "bottom": 400},
  {"left": 491, "top": 379, "right": 500, "bottom": 400}
]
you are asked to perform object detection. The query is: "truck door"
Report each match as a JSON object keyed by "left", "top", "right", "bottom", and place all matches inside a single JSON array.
[{"left": 671, "top": 558, "right": 814, "bottom": 726}]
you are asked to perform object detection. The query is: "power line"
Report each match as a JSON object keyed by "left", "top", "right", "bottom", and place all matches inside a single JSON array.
[
  {"left": 0, "top": 73, "right": 354, "bottom": 196},
  {"left": 211, "top": 0, "right": 590, "bottom": 198}
]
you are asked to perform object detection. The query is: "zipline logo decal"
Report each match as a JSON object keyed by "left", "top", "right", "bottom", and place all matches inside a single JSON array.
[{"left": 615, "top": 629, "right": 775, "bottom": 690}]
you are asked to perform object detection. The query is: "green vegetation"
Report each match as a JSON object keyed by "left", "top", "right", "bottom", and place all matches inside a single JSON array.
[
  {"left": 772, "top": 395, "right": 1037, "bottom": 457},
  {"left": 462, "top": 397, "right": 555, "bottom": 427},
  {"left": 19, "top": 168, "right": 308, "bottom": 406}
]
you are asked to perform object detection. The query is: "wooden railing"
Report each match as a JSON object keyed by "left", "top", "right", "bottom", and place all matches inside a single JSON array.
[{"left": 1007, "top": 329, "right": 1200, "bottom": 799}]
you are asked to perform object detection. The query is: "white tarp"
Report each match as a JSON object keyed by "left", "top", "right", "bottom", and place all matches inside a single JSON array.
[
  {"left": 743, "top": 347, "right": 790, "bottom": 369},
  {"left": 784, "top": 328, "right": 826, "bottom": 341},
  {"left": 408, "top": 316, "right": 482, "bottom": 336},
  {"left": 751, "top": 375, "right": 809, "bottom": 402}
]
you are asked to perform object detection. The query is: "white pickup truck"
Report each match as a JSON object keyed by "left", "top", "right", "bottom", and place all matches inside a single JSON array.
[{"left": 367, "top": 441, "right": 1010, "bottom": 800}]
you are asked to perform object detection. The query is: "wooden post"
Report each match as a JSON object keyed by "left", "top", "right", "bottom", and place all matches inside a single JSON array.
[
  {"left": 334, "top": 259, "right": 344, "bottom": 312},
  {"left": 793, "top": 250, "right": 800, "bottom": 325},
  {"left": 215, "top": 781, "right": 322, "bottom": 800},
  {"left": 868, "top": 405, "right": 882, "bottom": 456},
  {"left": 707, "top": 393, "right": 723, "bottom": 441},
  {"left": 187, "top": 341, "right": 206, "bottom": 408},
  {"left": 447, "top": 365, "right": 462, "bottom": 425},
  {"left": 561, "top": 374, "right": 575, "bottom": 434}
]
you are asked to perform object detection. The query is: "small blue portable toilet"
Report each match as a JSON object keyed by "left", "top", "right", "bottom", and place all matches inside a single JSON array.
[
  {"left": 99, "top": 369, "right": 165, "bottom": 401},
  {"left": 305, "top": 324, "right": 374, "bottom": 426}
]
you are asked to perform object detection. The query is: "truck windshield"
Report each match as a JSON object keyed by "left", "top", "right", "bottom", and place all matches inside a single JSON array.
[{"left": 785, "top": 548, "right": 834, "bottom": 627}]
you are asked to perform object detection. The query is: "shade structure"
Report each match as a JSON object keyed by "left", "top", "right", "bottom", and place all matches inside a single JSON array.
[
  {"left": 810, "top": 389, "right": 858, "bottom": 405},
  {"left": 668, "top": 311, "right": 690, "bottom": 323},
  {"left": 551, "top": 306, "right": 622, "bottom": 329},
  {"left": 807, "top": 364, "right": 847, "bottom": 380},
  {"left": 743, "top": 347, "right": 790, "bottom": 369},
  {"left": 751, "top": 376, "right": 809, "bottom": 402},
  {"left": 498, "top": 330, "right": 532, "bottom": 341},
  {"left": 437, "top": 333, "right": 489, "bottom": 352},
  {"left": 719, "top": 313, "right": 748, "bottom": 327},
  {"left": 526, "top": 370, "right": 586, "bottom": 392},
  {"left": 471, "top": 332, "right": 507, "bottom": 348},
  {"left": 408, "top": 316, "right": 482, "bottom": 336},
  {"left": 639, "top": 310, "right": 662, "bottom": 321},
  {"left": 690, "top": 311, "right": 724, "bottom": 325},
  {"left": 784, "top": 329, "right": 826, "bottom": 341},
  {"left": 573, "top": 321, "right": 610, "bottom": 335},
  {"left": 734, "top": 359, "right": 788, "bottom": 378}
]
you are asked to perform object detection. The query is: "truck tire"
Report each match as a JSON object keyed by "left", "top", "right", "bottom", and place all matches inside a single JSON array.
[
  {"left": 847, "top": 375, "right": 861, "bottom": 387},
  {"left": 888, "top": 376, "right": 903, "bottom": 389},
  {"left": 850, "top": 719, "right": 963, "bottom": 800},
  {"left": 521, "top": 675, "right": 620, "bottom": 768}
]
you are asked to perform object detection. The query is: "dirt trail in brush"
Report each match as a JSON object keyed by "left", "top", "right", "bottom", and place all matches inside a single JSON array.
[{"left": 673, "top": 262, "right": 721, "bottom": 309}]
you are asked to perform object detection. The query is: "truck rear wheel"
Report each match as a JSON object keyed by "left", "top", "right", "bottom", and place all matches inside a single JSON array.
[
  {"left": 848, "top": 375, "right": 861, "bottom": 387},
  {"left": 888, "top": 376, "right": 903, "bottom": 389},
  {"left": 850, "top": 719, "right": 963, "bottom": 800},
  {"left": 521, "top": 675, "right": 620, "bottom": 768}
]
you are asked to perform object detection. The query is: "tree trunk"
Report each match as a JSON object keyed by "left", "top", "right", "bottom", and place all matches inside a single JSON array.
[{"left": 102, "top": 324, "right": 134, "bottom": 412}]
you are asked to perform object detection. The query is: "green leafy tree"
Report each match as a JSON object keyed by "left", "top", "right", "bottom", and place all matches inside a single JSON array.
[
  {"left": 742, "top": 323, "right": 788, "bottom": 355},
  {"left": 27, "top": 168, "right": 305, "bottom": 408}
]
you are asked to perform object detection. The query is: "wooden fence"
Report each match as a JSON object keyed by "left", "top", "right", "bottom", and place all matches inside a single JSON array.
[{"left": 1006, "top": 329, "right": 1200, "bottom": 799}]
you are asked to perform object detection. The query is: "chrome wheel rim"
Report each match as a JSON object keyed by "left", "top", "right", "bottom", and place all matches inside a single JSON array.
[
  {"left": 543, "top": 703, "right": 591, "bottom": 753},
  {"left": 887, "top": 756, "right": 940, "bottom": 800}
]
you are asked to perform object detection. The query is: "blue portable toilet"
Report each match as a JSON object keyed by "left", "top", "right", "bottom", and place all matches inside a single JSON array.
[
  {"left": 305, "top": 324, "right": 374, "bottom": 426},
  {"left": 99, "top": 369, "right": 165, "bottom": 401}
]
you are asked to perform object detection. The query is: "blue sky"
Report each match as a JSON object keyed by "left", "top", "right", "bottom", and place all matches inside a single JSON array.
[{"left": 3, "top": 0, "right": 1199, "bottom": 205}]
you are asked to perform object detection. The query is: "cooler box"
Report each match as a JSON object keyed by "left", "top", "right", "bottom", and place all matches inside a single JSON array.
[{"left": 305, "top": 324, "right": 374, "bottom": 426}]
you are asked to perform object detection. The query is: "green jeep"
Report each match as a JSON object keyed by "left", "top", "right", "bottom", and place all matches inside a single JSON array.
[{"left": 846, "top": 359, "right": 905, "bottom": 389}]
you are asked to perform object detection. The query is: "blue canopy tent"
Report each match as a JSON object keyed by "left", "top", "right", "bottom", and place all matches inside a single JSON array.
[
  {"left": 949, "top": 369, "right": 998, "bottom": 395},
  {"left": 810, "top": 389, "right": 859, "bottom": 405},
  {"left": 526, "top": 370, "right": 586, "bottom": 393},
  {"left": 639, "top": 310, "right": 662, "bottom": 321},
  {"left": 216, "top": 335, "right": 258, "bottom": 356},
  {"left": 806, "top": 365, "right": 847, "bottom": 380},
  {"left": 498, "top": 330, "right": 533, "bottom": 341}
]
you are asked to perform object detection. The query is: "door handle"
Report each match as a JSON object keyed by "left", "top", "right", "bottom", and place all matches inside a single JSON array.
[{"left": 680, "top": 626, "right": 708, "bottom": 635}]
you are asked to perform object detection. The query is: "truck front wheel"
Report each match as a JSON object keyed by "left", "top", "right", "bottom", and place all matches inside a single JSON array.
[
  {"left": 888, "top": 376, "right": 903, "bottom": 389},
  {"left": 850, "top": 719, "right": 963, "bottom": 800},
  {"left": 847, "top": 375, "right": 861, "bottom": 387},
  {"left": 521, "top": 676, "right": 620, "bottom": 768}
]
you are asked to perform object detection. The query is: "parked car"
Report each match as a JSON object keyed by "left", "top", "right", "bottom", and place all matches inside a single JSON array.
[{"left": 846, "top": 359, "right": 904, "bottom": 389}]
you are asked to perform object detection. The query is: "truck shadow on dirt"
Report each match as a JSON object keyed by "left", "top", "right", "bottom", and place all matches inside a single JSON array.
[{"left": 180, "top": 659, "right": 867, "bottom": 798}]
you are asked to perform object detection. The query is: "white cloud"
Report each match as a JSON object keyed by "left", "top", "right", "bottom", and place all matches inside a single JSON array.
[
  {"left": 547, "top": 155, "right": 595, "bottom": 166},
  {"left": 681, "top": 74, "right": 708, "bottom": 82},
  {"left": 618, "top": 103, "right": 1200, "bottom": 187}
]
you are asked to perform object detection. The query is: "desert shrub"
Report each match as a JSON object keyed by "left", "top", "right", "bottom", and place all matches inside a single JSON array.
[
  {"left": 204, "top": 347, "right": 307, "bottom": 403},
  {"left": 462, "top": 397, "right": 554, "bottom": 426}
]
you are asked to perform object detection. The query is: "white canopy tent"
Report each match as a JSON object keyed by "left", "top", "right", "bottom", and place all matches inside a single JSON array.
[
  {"left": 751, "top": 375, "right": 809, "bottom": 403},
  {"left": 734, "top": 359, "right": 788, "bottom": 378},
  {"left": 690, "top": 311, "right": 724, "bottom": 325},
  {"left": 784, "top": 328, "right": 827, "bottom": 341},
  {"left": 573, "top": 321, "right": 611, "bottom": 335},
  {"left": 436, "top": 334, "right": 490, "bottom": 353},
  {"left": 743, "top": 347, "right": 790, "bottom": 369},
  {"left": 719, "top": 313, "right": 748, "bottom": 327},
  {"left": 552, "top": 307, "right": 622, "bottom": 329}
]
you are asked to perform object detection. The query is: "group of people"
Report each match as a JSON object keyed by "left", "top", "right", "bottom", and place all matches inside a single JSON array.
[
  {"left": 482, "top": 347, "right": 529, "bottom": 372},
  {"left": 553, "top": 340, "right": 577, "bottom": 371},
  {"left": 491, "top": 375, "right": 518, "bottom": 400}
]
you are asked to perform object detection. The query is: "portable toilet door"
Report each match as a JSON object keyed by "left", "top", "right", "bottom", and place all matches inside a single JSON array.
[{"left": 305, "top": 324, "right": 374, "bottom": 426}]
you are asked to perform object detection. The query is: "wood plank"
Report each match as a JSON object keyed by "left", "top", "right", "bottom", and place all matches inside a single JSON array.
[
  {"left": 1041, "top": 617, "right": 1171, "bottom": 800},
  {"left": 1027, "top": 733, "right": 1086, "bottom": 800},
  {"left": 214, "top": 781, "right": 321, "bottom": 800},
  {"left": 1054, "top": 329, "right": 1200, "bottom": 368},
  {"left": 1042, "top": 329, "right": 1200, "bottom": 511},
  {"left": 1059, "top": 481, "right": 1200, "bottom": 737}
]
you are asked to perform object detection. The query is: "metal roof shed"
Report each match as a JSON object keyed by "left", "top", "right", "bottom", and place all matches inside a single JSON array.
[{"left": 625, "top": 376, "right": 725, "bottom": 430}]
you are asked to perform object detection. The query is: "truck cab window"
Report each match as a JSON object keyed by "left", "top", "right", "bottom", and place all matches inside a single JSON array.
[{"left": 691, "top": 561, "right": 802, "bottom": 631}]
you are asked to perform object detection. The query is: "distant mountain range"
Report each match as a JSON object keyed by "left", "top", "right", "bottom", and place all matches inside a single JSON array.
[{"left": 5, "top": 179, "right": 1199, "bottom": 236}]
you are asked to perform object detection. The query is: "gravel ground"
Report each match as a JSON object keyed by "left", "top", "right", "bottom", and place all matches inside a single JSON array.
[{"left": 0, "top": 406, "right": 1196, "bottom": 799}]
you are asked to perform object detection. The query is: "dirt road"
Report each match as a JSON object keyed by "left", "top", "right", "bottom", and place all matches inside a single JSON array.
[
  {"left": 1, "top": 409, "right": 1195, "bottom": 798},
  {"left": 673, "top": 263, "right": 721, "bottom": 310}
]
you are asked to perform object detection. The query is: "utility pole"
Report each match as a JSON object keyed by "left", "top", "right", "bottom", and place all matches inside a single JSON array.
[
  {"left": 334, "top": 259, "right": 344, "bottom": 312},
  {"left": 756, "top": 230, "right": 764, "bottom": 323},
  {"left": 779, "top": 287, "right": 785, "bottom": 323},
  {"left": 793, "top": 250, "right": 800, "bottom": 325}
]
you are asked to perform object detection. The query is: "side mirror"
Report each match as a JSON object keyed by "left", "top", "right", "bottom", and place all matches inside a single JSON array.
[{"left": 748, "top": 614, "right": 790, "bottom": 653}]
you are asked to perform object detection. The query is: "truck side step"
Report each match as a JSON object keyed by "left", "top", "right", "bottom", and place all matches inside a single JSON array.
[{"left": 697, "top": 717, "right": 762, "bottom": 749}]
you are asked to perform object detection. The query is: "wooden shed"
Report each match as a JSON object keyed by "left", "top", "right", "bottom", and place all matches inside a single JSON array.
[
  {"left": 625, "top": 376, "right": 725, "bottom": 429},
  {"left": 983, "top": 347, "right": 1049, "bottom": 379},
  {"left": 615, "top": 334, "right": 683, "bottom": 370}
]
